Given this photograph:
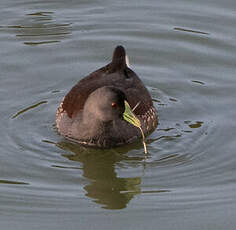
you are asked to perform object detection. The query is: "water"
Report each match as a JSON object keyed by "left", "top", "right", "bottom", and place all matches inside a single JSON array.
[{"left": 1, "top": 0, "right": 236, "bottom": 229}]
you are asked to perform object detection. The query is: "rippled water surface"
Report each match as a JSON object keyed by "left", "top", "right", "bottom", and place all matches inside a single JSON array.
[{"left": 1, "top": 0, "right": 236, "bottom": 229}]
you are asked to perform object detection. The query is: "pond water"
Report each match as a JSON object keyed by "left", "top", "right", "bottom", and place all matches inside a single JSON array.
[{"left": 1, "top": 0, "right": 236, "bottom": 229}]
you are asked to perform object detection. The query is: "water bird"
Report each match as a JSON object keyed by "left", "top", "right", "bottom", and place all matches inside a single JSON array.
[{"left": 56, "top": 45, "right": 158, "bottom": 148}]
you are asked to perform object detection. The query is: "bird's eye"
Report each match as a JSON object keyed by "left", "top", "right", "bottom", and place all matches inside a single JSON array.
[{"left": 111, "top": 102, "right": 117, "bottom": 108}]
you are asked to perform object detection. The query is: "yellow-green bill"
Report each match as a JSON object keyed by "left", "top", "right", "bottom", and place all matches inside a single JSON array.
[{"left": 123, "top": 100, "right": 147, "bottom": 154}]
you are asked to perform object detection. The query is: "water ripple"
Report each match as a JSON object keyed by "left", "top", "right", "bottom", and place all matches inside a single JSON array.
[
  {"left": 1, "top": 11, "right": 72, "bottom": 46},
  {"left": 1, "top": 1, "right": 236, "bottom": 226}
]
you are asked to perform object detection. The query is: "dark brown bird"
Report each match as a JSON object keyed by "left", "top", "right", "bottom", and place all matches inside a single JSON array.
[{"left": 56, "top": 46, "right": 158, "bottom": 148}]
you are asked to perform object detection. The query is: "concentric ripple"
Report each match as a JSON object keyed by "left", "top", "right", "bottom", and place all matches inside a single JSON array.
[{"left": 1, "top": 0, "right": 236, "bottom": 229}]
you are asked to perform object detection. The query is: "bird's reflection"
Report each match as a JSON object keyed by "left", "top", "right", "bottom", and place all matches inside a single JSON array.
[{"left": 57, "top": 141, "right": 144, "bottom": 210}]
